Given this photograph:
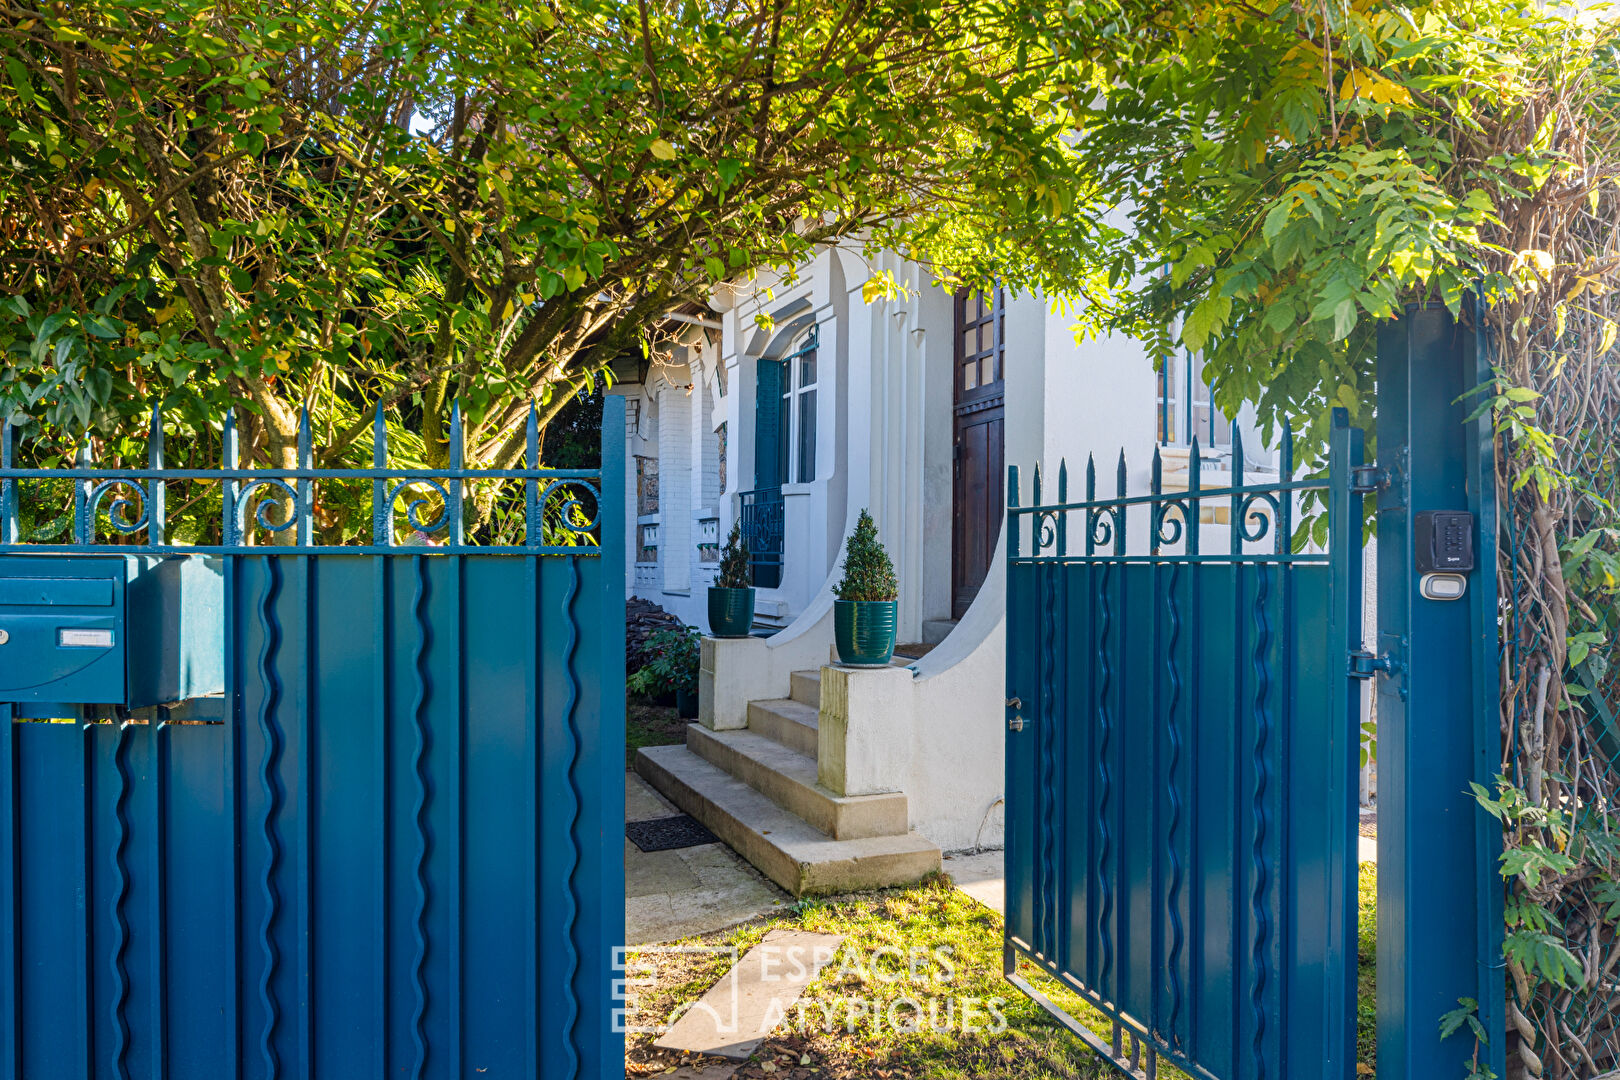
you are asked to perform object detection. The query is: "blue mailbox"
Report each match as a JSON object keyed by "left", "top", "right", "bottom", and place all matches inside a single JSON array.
[{"left": 0, "top": 555, "right": 224, "bottom": 707}]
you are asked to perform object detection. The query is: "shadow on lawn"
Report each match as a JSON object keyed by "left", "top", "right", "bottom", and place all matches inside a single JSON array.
[{"left": 627, "top": 696, "right": 688, "bottom": 768}]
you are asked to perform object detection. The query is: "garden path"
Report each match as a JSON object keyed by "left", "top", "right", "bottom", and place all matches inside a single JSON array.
[{"left": 626, "top": 771, "right": 789, "bottom": 945}]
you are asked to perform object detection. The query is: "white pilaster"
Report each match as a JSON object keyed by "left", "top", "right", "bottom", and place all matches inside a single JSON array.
[{"left": 659, "top": 376, "right": 694, "bottom": 596}]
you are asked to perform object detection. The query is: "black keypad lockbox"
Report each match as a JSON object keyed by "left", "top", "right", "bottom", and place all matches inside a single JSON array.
[{"left": 1414, "top": 510, "right": 1475, "bottom": 574}]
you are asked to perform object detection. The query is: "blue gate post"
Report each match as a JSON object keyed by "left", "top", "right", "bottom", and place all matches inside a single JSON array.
[
  {"left": 590, "top": 392, "right": 628, "bottom": 1077},
  {"left": 1374, "top": 302, "right": 1505, "bottom": 1079}
]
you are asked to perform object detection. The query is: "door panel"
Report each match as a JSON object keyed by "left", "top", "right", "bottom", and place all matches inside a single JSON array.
[{"left": 952, "top": 288, "right": 1005, "bottom": 620}]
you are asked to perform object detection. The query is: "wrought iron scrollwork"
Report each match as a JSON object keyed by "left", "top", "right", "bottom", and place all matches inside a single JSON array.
[
  {"left": 387, "top": 478, "right": 451, "bottom": 535},
  {"left": 1153, "top": 499, "right": 1190, "bottom": 548},
  {"left": 1, "top": 400, "right": 614, "bottom": 554},
  {"left": 1088, "top": 505, "right": 1120, "bottom": 550},
  {"left": 234, "top": 478, "right": 301, "bottom": 544},
  {"left": 1237, "top": 491, "right": 1280, "bottom": 550},
  {"left": 1036, "top": 509, "right": 1061, "bottom": 554},
  {"left": 540, "top": 479, "right": 602, "bottom": 538},
  {"left": 88, "top": 479, "right": 152, "bottom": 537}
]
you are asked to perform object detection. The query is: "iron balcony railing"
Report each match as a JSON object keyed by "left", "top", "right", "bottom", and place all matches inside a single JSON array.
[
  {"left": 737, "top": 486, "right": 784, "bottom": 588},
  {"left": 0, "top": 402, "right": 603, "bottom": 555}
]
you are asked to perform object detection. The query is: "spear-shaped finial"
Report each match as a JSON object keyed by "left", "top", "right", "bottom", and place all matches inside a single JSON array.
[{"left": 525, "top": 401, "right": 541, "bottom": 546}]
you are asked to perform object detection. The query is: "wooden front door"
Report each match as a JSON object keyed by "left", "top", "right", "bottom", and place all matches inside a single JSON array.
[{"left": 952, "top": 287, "right": 1005, "bottom": 619}]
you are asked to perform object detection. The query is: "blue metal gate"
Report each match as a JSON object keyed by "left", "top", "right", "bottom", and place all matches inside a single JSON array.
[
  {"left": 0, "top": 400, "right": 625, "bottom": 1079},
  {"left": 1004, "top": 411, "right": 1365, "bottom": 1080}
]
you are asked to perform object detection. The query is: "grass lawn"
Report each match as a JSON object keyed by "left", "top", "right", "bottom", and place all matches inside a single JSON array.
[
  {"left": 626, "top": 865, "right": 1382, "bottom": 1080},
  {"left": 625, "top": 874, "right": 1117, "bottom": 1079},
  {"left": 1358, "top": 862, "right": 1376, "bottom": 1075},
  {"left": 626, "top": 696, "right": 687, "bottom": 768}
]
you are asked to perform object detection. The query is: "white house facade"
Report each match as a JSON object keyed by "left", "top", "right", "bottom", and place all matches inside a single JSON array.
[{"left": 617, "top": 247, "right": 1278, "bottom": 895}]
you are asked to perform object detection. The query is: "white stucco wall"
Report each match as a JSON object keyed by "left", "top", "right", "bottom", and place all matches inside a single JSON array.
[{"left": 665, "top": 247, "right": 1304, "bottom": 853}]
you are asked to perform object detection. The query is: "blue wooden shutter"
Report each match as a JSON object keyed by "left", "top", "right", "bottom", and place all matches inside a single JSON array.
[{"left": 754, "top": 358, "right": 787, "bottom": 489}]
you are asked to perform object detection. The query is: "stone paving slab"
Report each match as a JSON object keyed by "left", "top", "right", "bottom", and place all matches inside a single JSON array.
[
  {"left": 629, "top": 769, "right": 683, "bottom": 821},
  {"left": 653, "top": 929, "right": 845, "bottom": 1061},
  {"left": 945, "top": 848, "right": 1005, "bottom": 914},
  {"left": 625, "top": 771, "right": 788, "bottom": 945}
]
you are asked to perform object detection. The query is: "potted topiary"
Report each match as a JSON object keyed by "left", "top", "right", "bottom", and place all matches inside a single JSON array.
[
  {"left": 627, "top": 626, "right": 702, "bottom": 718},
  {"left": 832, "top": 509, "right": 899, "bottom": 666},
  {"left": 708, "top": 523, "right": 756, "bottom": 638}
]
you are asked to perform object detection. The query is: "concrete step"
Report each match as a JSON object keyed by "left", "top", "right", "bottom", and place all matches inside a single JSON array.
[
  {"left": 747, "top": 697, "right": 818, "bottom": 757},
  {"left": 922, "top": 619, "right": 958, "bottom": 646},
  {"left": 635, "top": 745, "right": 941, "bottom": 897},
  {"left": 686, "top": 725, "right": 908, "bottom": 840},
  {"left": 789, "top": 669, "right": 821, "bottom": 709}
]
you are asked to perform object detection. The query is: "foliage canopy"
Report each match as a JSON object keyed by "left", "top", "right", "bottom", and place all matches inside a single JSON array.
[
  {"left": 0, "top": 0, "right": 1107, "bottom": 535},
  {"left": 1051, "top": 4, "right": 1620, "bottom": 1074}
]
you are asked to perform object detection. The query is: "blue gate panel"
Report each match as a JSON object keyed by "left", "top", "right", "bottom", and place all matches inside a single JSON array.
[
  {"left": 1011, "top": 562, "right": 1333, "bottom": 1078},
  {"left": 1006, "top": 417, "right": 1362, "bottom": 1080},
  {"left": 0, "top": 550, "right": 623, "bottom": 1080},
  {"left": 461, "top": 558, "right": 538, "bottom": 1078},
  {"left": 0, "top": 396, "right": 627, "bottom": 1080}
]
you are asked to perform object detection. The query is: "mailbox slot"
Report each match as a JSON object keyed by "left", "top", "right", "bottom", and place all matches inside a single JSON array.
[{"left": 0, "top": 577, "right": 115, "bottom": 607}]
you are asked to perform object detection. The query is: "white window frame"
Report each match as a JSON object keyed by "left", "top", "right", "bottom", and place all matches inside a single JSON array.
[
  {"left": 782, "top": 328, "right": 818, "bottom": 484},
  {"left": 1158, "top": 350, "right": 1228, "bottom": 450}
]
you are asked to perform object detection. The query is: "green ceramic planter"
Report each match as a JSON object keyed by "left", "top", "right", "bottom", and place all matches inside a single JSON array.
[
  {"left": 707, "top": 586, "right": 756, "bottom": 638},
  {"left": 834, "top": 599, "right": 898, "bottom": 667},
  {"left": 675, "top": 687, "right": 699, "bottom": 719}
]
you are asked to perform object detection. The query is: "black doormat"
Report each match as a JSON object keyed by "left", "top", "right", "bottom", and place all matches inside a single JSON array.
[{"left": 626, "top": 814, "right": 720, "bottom": 853}]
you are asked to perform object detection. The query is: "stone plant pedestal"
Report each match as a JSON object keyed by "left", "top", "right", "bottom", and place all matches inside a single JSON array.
[{"left": 816, "top": 663, "right": 912, "bottom": 797}]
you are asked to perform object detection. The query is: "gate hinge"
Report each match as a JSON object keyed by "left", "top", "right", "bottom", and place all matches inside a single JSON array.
[
  {"left": 1350, "top": 464, "right": 1386, "bottom": 494},
  {"left": 1349, "top": 649, "right": 1399, "bottom": 679}
]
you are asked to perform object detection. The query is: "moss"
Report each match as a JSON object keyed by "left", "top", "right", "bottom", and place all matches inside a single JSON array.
[
  {"left": 625, "top": 698, "right": 685, "bottom": 768},
  {"left": 630, "top": 875, "right": 1152, "bottom": 1078}
]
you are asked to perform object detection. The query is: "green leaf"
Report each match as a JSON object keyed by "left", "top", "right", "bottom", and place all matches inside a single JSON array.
[
  {"left": 6, "top": 57, "right": 35, "bottom": 108},
  {"left": 1182, "top": 294, "right": 1232, "bottom": 354},
  {"left": 1262, "top": 199, "right": 1294, "bottom": 243},
  {"left": 83, "top": 314, "right": 121, "bottom": 340}
]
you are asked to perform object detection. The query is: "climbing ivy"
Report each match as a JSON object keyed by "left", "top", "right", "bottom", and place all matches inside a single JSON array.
[{"left": 1046, "top": 3, "right": 1620, "bottom": 1074}]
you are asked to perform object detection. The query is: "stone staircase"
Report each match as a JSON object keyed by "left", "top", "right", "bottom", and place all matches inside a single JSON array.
[{"left": 635, "top": 667, "right": 942, "bottom": 897}]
